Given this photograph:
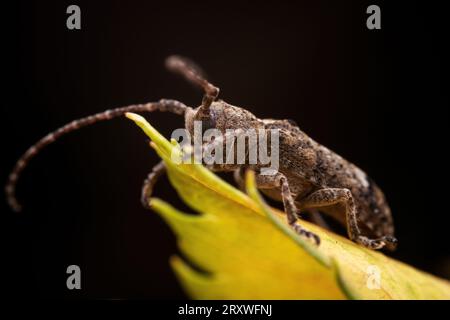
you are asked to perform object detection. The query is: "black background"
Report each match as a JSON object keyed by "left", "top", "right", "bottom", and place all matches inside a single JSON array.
[{"left": 2, "top": 1, "right": 448, "bottom": 299}]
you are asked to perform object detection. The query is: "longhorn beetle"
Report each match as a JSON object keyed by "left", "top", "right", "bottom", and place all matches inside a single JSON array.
[{"left": 5, "top": 55, "right": 397, "bottom": 251}]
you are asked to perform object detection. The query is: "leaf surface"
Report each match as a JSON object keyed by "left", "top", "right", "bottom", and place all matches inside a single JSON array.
[{"left": 126, "top": 112, "right": 450, "bottom": 300}]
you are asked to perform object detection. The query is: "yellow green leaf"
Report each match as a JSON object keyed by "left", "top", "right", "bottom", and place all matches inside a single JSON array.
[{"left": 126, "top": 112, "right": 450, "bottom": 300}]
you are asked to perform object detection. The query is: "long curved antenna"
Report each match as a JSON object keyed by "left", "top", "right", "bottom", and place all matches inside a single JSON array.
[
  {"left": 165, "top": 55, "right": 219, "bottom": 119},
  {"left": 5, "top": 99, "right": 189, "bottom": 212}
]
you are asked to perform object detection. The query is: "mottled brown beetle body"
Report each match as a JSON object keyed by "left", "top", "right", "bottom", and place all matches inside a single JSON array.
[
  {"left": 259, "top": 117, "right": 395, "bottom": 247},
  {"left": 6, "top": 56, "right": 397, "bottom": 251},
  {"left": 185, "top": 100, "right": 396, "bottom": 250}
]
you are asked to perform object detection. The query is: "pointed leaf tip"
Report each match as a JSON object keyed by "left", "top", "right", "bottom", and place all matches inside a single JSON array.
[
  {"left": 125, "top": 112, "right": 145, "bottom": 122},
  {"left": 125, "top": 112, "right": 173, "bottom": 155}
]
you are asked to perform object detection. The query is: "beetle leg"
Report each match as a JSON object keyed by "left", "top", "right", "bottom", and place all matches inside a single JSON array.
[
  {"left": 140, "top": 160, "right": 166, "bottom": 209},
  {"left": 298, "top": 188, "right": 398, "bottom": 250},
  {"left": 254, "top": 172, "right": 320, "bottom": 245}
]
